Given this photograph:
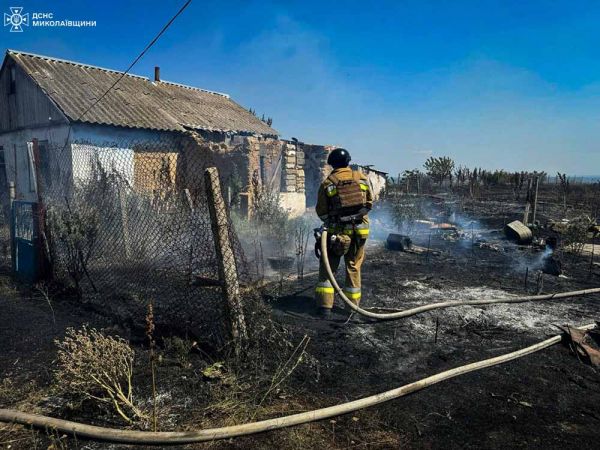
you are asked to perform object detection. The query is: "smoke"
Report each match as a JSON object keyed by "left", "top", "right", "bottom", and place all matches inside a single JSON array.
[
  {"left": 369, "top": 198, "right": 492, "bottom": 247},
  {"left": 374, "top": 197, "right": 562, "bottom": 277}
]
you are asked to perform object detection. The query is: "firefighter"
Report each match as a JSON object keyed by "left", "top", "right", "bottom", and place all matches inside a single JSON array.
[{"left": 315, "top": 148, "right": 373, "bottom": 318}]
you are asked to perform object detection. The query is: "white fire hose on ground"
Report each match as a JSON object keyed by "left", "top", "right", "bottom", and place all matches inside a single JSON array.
[
  {"left": 0, "top": 323, "right": 595, "bottom": 445},
  {"left": 319, "top": 230, "right": 600, "bottom": 320},
  {"left": 0, "top": 233, "right": 598, "bottom": 444}
]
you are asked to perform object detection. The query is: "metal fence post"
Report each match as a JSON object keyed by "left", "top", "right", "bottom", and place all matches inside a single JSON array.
[
  {"left": 31, "top": 139, "right": 50, "bottom": 280},
  {"left": 118, "top": 186, "right": 132, "bottom": 259},
  {"left": 204, "top": 167, "right": 247, "bottom": 356}
]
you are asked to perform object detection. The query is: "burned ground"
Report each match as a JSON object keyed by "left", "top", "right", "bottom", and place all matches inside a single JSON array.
[
  {"left": 270, "top": 229, "right": 600, "bottom": 448},
  {"left": 1, "top": 200, "right": 600, "bottom": 449}
]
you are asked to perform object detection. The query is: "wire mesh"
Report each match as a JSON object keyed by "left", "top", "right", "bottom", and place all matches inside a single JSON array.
[{"left": 33, "top": 133, "right": 248, "bottom": 344}]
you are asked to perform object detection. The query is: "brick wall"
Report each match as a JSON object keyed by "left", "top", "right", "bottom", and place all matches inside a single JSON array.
[{"left": 181, "top": 131, "right": 306, "bottom": 214}]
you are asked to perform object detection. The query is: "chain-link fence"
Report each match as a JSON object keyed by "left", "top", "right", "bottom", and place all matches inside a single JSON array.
[{"left": 25, "top": 133, "right": 249, "bottom": 345}]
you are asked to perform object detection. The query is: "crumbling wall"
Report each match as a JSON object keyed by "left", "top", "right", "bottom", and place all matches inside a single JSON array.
[
  {"left": 278, "top": 141, "right": 305, "bottom": 216},
  {"left": 280, "top": 142, "right": 305, "bottom": 193},
  {"left": 181, "top": 132, "right": 306, "bottom": 215}
]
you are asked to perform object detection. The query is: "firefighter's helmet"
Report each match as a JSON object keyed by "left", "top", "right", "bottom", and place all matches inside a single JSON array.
[{"left": 327, "top": 148, "right": 351, "bottom": 168}]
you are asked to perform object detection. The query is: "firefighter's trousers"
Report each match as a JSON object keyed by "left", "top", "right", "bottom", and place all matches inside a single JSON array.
[{"left": 315, "top": 236, "right": 366, "bottom": 309}]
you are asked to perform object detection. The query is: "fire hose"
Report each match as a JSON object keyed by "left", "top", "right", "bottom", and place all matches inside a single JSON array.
[
  {"left": 0, "top": 323, "right": 595, "bottom": 445},
  {"left": 320, "top": 230, "right": 600, "bottom": 320}
]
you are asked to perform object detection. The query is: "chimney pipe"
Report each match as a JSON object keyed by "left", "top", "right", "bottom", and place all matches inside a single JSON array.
[{"left": 154, "top": 66, "right": 160, "bottom": 82}]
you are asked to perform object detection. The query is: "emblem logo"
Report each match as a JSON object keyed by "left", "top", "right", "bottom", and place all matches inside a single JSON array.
[{"left": 4, "top": 7, "right": 29, "bottom": 32}]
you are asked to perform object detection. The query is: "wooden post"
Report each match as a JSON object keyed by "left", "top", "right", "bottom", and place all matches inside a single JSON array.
[
  {"left": 8, "top": 181, "right": 15, "bottom": 273},
  {"left": 31, "top": 139, "right": 43, "bottom": 200},
  {"left": 205, "top": 167, "right": 247, "bottom": 356},
  {"left": 522, "top": 203, "right": 530, "bottom": 226},
  {"left": 12, "top": 144, "right": 17, "bottom": 195},
  {"left": 532, "top": 176, "right": 540, "bottom": 224},
  {"left": 523, "top": 178, "right": 532, "bottom": 225},
  {"left": 31, "top": 139, "right": 50, "bottom": 279}
]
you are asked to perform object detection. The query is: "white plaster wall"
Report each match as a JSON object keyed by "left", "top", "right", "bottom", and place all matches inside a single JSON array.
[
  {"left": 279, "top": 192, "right": 306, "bottom": 218},
  {"left": 0, "top": 124, "right": 179, "bottom": 203},
  {"left": 70, "top": 124, "right": 177, "bottom": 187},
  {"left": 70, "top": 143, "right": 134, "bottom": 186},
  {"left": 365, "top": 171, "right": 387, "bottom": 201}
]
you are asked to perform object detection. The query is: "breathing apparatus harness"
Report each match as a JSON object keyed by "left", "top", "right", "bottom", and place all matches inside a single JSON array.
[{"left": 314, "top": 170, "right": 370, "bottom": 259}]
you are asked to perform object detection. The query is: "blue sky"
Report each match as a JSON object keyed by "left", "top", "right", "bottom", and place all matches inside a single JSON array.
[{"left": 3, "top": 0, "right": 600, "bottom": 176}]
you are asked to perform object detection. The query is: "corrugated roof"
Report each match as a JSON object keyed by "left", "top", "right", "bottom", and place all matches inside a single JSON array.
[{"left": 5, "top": 50, "right": 279, "bottom": 136}]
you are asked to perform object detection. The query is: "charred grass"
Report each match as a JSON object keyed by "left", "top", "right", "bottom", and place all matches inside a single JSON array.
[{"left": 1, "top": 195, "right": 600, "bottom": 448}]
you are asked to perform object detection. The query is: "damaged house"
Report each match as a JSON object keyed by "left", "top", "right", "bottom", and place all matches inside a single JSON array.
[
  {"left": 0, "top": 50, "right": 307, "bottom": 216},
  {"left": 0, "top": 50, "right": 387, "bottom": 220}
]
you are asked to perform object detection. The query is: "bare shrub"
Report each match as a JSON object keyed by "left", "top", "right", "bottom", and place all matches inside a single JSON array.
[
  {"left": 45, "top": 154, "right": 131, "bottom": 295},
  {"left": 557, "top": 172, "right": 571, "bottom": 213},
  {"left": 294, "top": 222, "right": 310, "bottom": 280},
  {"left": 389, "top": 195, "right": 426, "bottom": 235},
  {"left": 54, "top": 326, "right": 147, "bottom": 424},
  {"left": 561, "top": 215, "right": 594, "bottom": 256},
  {"left": 46, "top": 200, "right": 99, "bottom": 295},
  {"left": 251, "top": 172, "right": 289, "bottom": 235}
]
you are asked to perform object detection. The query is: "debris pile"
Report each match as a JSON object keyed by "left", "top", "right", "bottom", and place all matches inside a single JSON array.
[
  {"left": 386, "top": 234, "right": 412, "bottom": 251},
  {"left": 504, "top": 220, "right": 533, "bottom": 245}
]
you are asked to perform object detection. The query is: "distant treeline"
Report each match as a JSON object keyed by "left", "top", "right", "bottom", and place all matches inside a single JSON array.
[
  {"left": 385, "top": 156, "right": 600, "bottom": 216},
  {"left": 390, "top": 156, "right": 599, "bottom": 189}
]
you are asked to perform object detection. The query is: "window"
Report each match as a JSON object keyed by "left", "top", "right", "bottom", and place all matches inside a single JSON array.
[{"left": 9, "top": 66, "right": 16, "bottom": 95}]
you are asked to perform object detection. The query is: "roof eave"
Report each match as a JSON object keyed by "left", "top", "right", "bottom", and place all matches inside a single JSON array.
[{"left": 183, "top": 124, "right": 278, "bottom": 138}]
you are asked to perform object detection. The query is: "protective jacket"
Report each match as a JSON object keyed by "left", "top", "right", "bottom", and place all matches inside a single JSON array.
[
  {"left": 315, "top": 167, "right": 373, "bottom": 238},
  {"left": 315, "top": 167, "right": 374, "bottom": 309}
]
